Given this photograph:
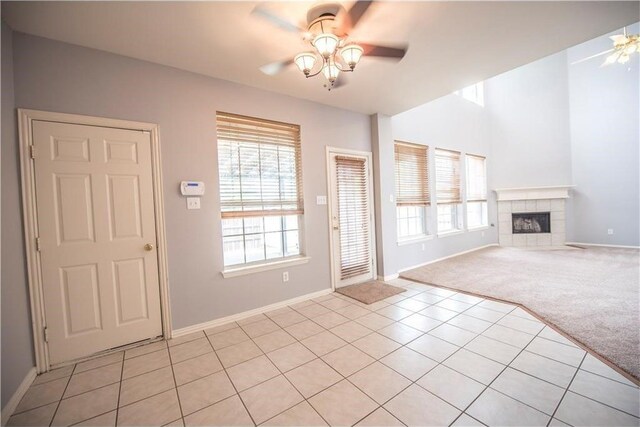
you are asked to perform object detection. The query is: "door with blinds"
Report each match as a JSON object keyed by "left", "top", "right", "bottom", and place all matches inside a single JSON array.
[{"left": 327, "top": 149, "right": 376, "bottom": 288}]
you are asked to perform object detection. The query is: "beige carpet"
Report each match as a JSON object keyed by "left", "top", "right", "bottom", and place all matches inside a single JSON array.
[
  {"left": 401, "top": 246, "right": 640, "bottom": 380},
  {"left": 337, "top": 280, "right": 406, "bottom": 304}
]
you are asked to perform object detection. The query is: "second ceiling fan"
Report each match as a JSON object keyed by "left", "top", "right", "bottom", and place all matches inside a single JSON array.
[{"left": 253, "top": 1, "right": 408, "bottom": 90}]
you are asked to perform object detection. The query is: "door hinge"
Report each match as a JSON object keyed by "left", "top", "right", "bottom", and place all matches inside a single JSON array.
[
  {"left": 36, "top": 237, "right": 42, "bottom": 252},
  {"left": 29, "top": 145, "right": 36, "bottom": 159},
  {"left": 43, "top": 327, "right": 49, "bottom": 343}
]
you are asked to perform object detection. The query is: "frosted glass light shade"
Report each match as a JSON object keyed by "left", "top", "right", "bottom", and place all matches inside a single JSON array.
[
  {"left": 313, "top": 33, "right": 339, "bottom": 58},
  {"left": 604, "top": 51, "right": 620, "bottom": 65},
  {"left": 322, "top": 61, "right": 340, "bottom": 82},
  {"left": 340, "top": 45, "right": 364, "bottom": 69},
  {"left": 294, "top": 53, "right": 317, "bottom": 75}
]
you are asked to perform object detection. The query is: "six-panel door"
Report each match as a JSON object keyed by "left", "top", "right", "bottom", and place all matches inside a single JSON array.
[{"left": 33, "top": 120, "right": 162, "bottom": 365}]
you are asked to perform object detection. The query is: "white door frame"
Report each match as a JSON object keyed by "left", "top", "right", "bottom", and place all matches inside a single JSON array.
[
  {"left": 18, "top": 109, "right": 172, "bottom": 372},
  {"left": 325, "top": 146, "right": 377, "bottom": 291}
]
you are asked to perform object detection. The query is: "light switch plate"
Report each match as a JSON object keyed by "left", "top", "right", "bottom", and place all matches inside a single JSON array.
[
  {"left": 187, "top": 197, "right": 201, "bottom": 210},
  {"left": 316, "top": 195, "right": 327, "bottom": 205}
]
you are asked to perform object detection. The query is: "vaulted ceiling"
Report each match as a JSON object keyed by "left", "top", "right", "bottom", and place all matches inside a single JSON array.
[{"left": 2, "top": 1, "right": 638, "bottom": 115}]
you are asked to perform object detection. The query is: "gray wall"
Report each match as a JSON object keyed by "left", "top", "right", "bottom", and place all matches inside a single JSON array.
[
  {"left": 377, "top": 94, "right": 498, "bottom": 276},
  {"left": 9, "top": 31, "right": 371, "bottom": 333},
  {"left": 1, "top": 21, "right": 35, "bottom": 408},
  {"left": 486, "top": 51, "right": 573, "bottom": 189},
  {"left": 566, "top": 24, "right": 640, "bottom": 246}
]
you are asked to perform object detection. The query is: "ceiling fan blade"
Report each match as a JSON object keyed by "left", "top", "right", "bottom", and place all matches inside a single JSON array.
[
  {"left": 251, "top": 6, "right": 304, "bottom": 34},
  {"left": 359, "top": 42, "right": 408, "bottom": 60},
  {"left": 610, "top": 34, "right": 628, "bottom": 44},
  {"left": 259, "top": 58, "right": 294, "bottom": 76},
  {"left": 570, "top": 48, "right": 615, "bottom": 65},
  {"left": 336, "top": 1, "right": 375, "bottom": 35}
]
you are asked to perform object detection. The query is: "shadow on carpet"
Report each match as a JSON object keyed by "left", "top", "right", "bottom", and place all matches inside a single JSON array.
[{"left": 400, "top": 246, "right": 640, "bottom": 380}]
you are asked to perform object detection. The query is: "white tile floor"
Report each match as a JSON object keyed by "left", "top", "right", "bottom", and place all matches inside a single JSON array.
[{"left": 8, "top": 278, "right": 640, "bottom": 426}]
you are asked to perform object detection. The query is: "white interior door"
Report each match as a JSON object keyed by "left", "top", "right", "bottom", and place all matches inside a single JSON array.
[
  {"left": 33, "top": 120, "right": 162, "bottom": 365},
  {"left": 328, "top": 150, "right": 376, "bottom": 288}
]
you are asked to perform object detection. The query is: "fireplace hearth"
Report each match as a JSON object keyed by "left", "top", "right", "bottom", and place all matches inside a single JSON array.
[{"left": 512, "top": 212, "right": 551, "bottom": 234}]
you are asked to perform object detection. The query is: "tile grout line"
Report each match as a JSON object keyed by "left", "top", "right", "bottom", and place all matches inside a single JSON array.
[
  {"left": 164, "top": 338, "right": 187, "bottom": 425},
  {"left": 236, "top": 314, "right": 334, "bottom": 426},
  {"left": 255, "top": 286, "right": 487, "bottom": 425},
  {"left": 446, "top": 319, "right": 545, "bottom": 426},
  {"left": 226, "top": 295, "right": 382, "bottom": 425},
  {"left": 257, "top": 335, "right": 381, "bottom": 425},
  {"left": 324, "top": 285, "right": 510, "bottom": 425},
  {"left": 546, "top": 351, "right": 588, "bottom": 426},
  {"left": 112, "top": 351, "right": 126, "bottom": 427},
  {"left": 257, "top": 286, "right": 471, "bottom": 426},
  {"left": 202, "top": 331, "right": 259, "bottom": 426},
  {"left": 47, "top": 362, "right": 77, "bottom": 426}
]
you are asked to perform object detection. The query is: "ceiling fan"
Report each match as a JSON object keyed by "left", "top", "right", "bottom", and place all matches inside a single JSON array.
[
  {"left": 572, "top": 27, "right": 639, "bottom": 66},
  {"left": 252, "top": 1, "right": 408, "bottom": 90}
]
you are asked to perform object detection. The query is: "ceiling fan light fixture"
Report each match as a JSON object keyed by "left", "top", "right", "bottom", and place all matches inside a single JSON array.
[
  {"left": 322, "top": 60, "right": 340, "bottom": 83},
  {"left": 313, "top": 33, "right": 339, "bottom": 58},
  {"left": 604, "top": 51, "right": 620, "bottom": 65},
  {"left": 340, "top": 44, "right": 364, "bottom": 69},
  {"left": 294, "top": 52, "right": 317, "bottom": 75}
]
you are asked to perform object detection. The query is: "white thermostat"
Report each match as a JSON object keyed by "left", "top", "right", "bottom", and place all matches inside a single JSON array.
[{"left": 180, "top": 181, "right": 205, "bottom": 196}]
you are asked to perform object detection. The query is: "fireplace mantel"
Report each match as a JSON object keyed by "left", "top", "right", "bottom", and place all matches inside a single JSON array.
[{"left": 493, "top": 185, "right": 574, "bottom": 202}]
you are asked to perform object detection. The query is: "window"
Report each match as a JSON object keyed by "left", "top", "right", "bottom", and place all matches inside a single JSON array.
[
  {"left": 216, "top": 112, "right": 304, "bottom": 268},
  {"left": 466, "top": 154, "right": 488, "bottom": 229},
  {"left": 454, "top": 82, "right": 484, "bottom": 107},
  {"left": 435, "top": 148, "right": 463, "bottom": 234},
  {"left": 394, "top": 142, "right": 429, "bottom": 240}
]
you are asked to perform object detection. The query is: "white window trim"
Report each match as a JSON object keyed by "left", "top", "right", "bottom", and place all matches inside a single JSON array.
[
  {"left": 396, "top": 205, "right": 430, "bottom": 244},
  {"left": 467, "top": 225, "right": 490, "bottom": 232},
  {"left": 397, "top": 234, "right": 434, "bottom": 246},
  {"left": 437, "top": 229, "right": 466, "bottom": 238},
  {"left": 222, "top": 255, "right": 311, "bottom": 278}
]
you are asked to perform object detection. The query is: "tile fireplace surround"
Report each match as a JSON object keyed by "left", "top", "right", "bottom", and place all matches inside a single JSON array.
[{"left": 495, "top": 186, "right": 573, "bottom": 247}]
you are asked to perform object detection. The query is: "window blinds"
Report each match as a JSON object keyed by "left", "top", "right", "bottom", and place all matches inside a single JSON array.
[
  {"left": 466, "top": 154, "right": 487, "bottom": 202},
  {"left": 394, "top": 142, "right": 430, "bottom": 206},
  {"left": 336, "top": 156, "right": 371, "bottom": 280},
  {"left": 435, "top": 148, "right": 462, "bottom": 204},
  {"left": 216, "top": 112, "right": 303, "bottom": 218}
]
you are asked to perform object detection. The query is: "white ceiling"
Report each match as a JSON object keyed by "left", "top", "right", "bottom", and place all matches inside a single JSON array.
[{"left": 2, "top": 1, "right": 638, "bottom": 115}]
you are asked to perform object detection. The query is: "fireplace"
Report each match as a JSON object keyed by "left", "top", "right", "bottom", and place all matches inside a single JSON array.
[
  {"left": 512, "top": 212, "right": 551, "bottom": 234},
  {"left": 494, "top": 185, "right": 572, "bottom": 247}
]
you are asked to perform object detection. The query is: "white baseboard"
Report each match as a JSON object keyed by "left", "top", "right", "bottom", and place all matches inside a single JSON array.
[
  {"left": 566, "top": 242, "right": 640, "bottom": 249},
  {"left": 1, "top": 367, "right": 37, "bottom": 425},
  {"left": 172, "top": 288, "right": 333, "bottom": 338},
  {"left": 377, "top": 274, "right": 399, "bottom": 281},
  {"left": 398, "top": 243, "right": 499, "bottom": 274}
]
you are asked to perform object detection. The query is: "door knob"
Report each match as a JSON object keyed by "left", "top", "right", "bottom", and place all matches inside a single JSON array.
[{"left": 144, "top": 243, "right": 155, "bottom": 251}]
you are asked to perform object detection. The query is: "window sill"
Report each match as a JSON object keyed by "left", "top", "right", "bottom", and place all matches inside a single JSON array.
[
  {"left": 222, "top": 256, "right": 311, "bottom": 278},
  {"left": 467, "top": 225, "right": 489, "bottom": 232},
  {"left": 437, "top": 229, "right": 465, "bottom": 238},
  {"left": 397, "top": 235, "right": 434, "bottom": 246}
]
